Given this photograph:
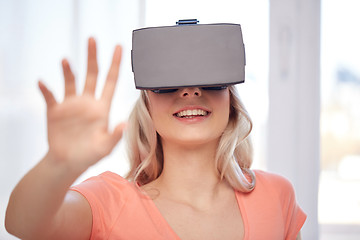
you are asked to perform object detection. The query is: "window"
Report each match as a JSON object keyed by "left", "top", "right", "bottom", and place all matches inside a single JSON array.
[{"left": 319, "top": 0, "right": 360, "bottom": 238}]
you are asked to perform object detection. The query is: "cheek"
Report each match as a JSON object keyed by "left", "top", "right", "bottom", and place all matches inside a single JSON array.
[
  {"left": 207, "top": 92, "right": 231, "bottom": 134},
  {"left": 148, "top": 96, "right": 171, "bottom": 132},
  {"left": 148, "top": 102, "right": 162, "bottom": 126},
  {"left": 216, "top": 91, "right": 231, "bottom": 118},
  {"left": 148, "top": 93, "right": 165, "bottom": 117},
  {"left": 220, "top": 99, "right": 231, "bottom": 127}
]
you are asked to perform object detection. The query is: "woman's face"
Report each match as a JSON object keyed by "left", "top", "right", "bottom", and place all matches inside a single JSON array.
[{"left": 147, "top": 87, "right": 230, "bottom": 147}]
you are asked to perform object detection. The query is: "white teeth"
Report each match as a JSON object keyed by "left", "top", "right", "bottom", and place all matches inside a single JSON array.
[{"left": 176, "top": 109, "right": 208, "bottom": 118}]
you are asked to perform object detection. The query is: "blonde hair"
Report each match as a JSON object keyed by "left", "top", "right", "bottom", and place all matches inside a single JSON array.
[{"left": 125, "top": 85, "right": 255, "bottom": 192}]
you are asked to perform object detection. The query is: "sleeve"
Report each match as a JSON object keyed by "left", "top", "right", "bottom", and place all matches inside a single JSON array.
[
  {"left": 70, "top": 172, "right": 128, "bottom": 240},
  {"left": 272, "top": 174, "right": 307, "bottom": 240}
]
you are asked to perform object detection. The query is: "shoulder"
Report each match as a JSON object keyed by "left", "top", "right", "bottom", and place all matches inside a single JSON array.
[
  {"left": 250, "top": 170, "right": 299, "bottom": 212},
  {"left": 70, "top": 172, "right": 141, "bottom": 221},
  {"left": 70, "top": 171, "right": 138, "bottom": 205},
  {"left": 253, "top": 170, "right": 295, "bottom": 196},
  {"left": 253, "top": 170, "right": 292, "bottom": 186},
  {"left": 70, "top": 172, "right": 142, "bottom": 239},
  {"left": 247, "top": 170, "right": 306, "bottom": 238},
  {"left": 72, "top": 171, "right": 132, "bottom": 191},
  {"left": 76, "top": 171, "right": 129, "bottom": 186}
]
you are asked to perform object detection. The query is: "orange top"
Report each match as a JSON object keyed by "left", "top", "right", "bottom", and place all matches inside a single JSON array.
[{"left": 71, "top": 170, "right": 306, "bottom": 240}]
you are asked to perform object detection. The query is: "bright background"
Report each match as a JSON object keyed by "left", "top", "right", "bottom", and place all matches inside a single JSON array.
[
  {"left": 0, "top": 0, "right": 359, "bottom": 239},
  {"left": 319, "top": 0, "right": 360, "bottom": 237}
]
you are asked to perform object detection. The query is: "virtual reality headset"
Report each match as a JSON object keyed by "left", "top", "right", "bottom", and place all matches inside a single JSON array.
[{"left": 131, "top": 19, "right": 246, "bottom": 90}]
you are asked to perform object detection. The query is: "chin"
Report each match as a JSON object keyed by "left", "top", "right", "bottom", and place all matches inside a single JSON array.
[{"left": 165, "top": 133, "right": 221, "bottom": 148}]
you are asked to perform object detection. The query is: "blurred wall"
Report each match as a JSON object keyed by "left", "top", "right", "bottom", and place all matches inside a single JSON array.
[{"left": 268, "top": 0, "right": 320, "bottom": 239}]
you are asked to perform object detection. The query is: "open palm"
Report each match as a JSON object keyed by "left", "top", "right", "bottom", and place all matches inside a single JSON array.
[{"left": 39, "top": 38, "right": 125, "bottom": 172}]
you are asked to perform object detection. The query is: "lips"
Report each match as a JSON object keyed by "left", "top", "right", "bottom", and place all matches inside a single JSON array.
[{"left": 174, "top": 108, "right": 210, "bottom": 118}]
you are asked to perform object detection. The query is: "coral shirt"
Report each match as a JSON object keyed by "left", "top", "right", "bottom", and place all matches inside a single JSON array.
[{"left": 70, "top": 170, "right": 306, "bottom": 240}]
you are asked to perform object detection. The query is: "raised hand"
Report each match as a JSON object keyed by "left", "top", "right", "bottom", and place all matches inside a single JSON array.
[{"left": 38, "top": 38, "right": 125, "bottom": 173}]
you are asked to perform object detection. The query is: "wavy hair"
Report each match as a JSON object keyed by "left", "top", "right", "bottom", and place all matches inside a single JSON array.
[{"left": 125, "top": 85, "right": 255, "bottom": 192}]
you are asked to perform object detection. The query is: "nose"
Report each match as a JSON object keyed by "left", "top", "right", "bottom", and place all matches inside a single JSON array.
[{"left": 179, "top": 87, "right": 202, "bottom": 97}]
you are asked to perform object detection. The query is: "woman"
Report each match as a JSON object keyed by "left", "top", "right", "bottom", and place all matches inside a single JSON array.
[{"left": 5, "top": 37, "right": 306, "bottom": 239}]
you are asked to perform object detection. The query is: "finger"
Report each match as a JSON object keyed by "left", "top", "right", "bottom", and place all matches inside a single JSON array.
[
  {"left": 83, "top": 37, "right": 98, "bottom": 96},
  {"left": 101, "top": 45, "right": 122, "bottom": 107},
  {"left": 108, "top": 122, "right": 126, "bottom": 148},
  {"left": 62, "top": 59, "right": 76, "bottom": 98},
  {"left": 38, "top": 81, "right": 57, "bottom": 108}
]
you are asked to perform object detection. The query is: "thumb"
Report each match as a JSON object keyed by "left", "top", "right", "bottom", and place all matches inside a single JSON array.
[
  {"left": 109, "top": 122, "right": 127, "bottom": 148},
  {"left": 38, "top": 80, "right": 57, "bottom": 108}
]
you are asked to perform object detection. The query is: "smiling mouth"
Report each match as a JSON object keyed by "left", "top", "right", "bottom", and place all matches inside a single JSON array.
[{"left": 174, "top": 109, "right": 210, "bottom": 118}]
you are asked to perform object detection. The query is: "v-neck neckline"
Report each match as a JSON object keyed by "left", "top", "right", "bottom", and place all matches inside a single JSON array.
[{"left": 137, "top": 183, "right": 249, "bottom": 240}]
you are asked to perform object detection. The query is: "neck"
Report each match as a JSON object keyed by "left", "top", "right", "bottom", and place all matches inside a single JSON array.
[{"left": 152, "top": 139, "right": 230, "bottom": 208}]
